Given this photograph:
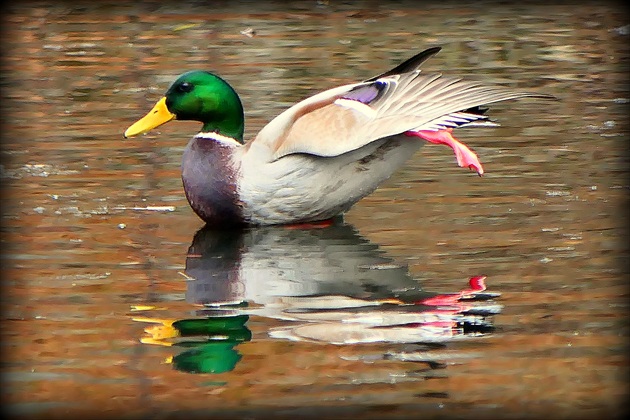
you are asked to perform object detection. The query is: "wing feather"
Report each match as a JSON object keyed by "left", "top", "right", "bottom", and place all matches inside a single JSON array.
[{"left": 249, "top": 49, "right": 555, "bottom": 161}]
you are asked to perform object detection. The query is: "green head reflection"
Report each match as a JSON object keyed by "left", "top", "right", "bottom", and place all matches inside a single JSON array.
[{"left": 136, "top": 314, "right": 251, "bottom": 374}]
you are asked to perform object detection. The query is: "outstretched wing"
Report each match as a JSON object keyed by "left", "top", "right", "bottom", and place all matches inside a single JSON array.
[{"left": 251, "top": 48, "right": 553, "bottom": 160}]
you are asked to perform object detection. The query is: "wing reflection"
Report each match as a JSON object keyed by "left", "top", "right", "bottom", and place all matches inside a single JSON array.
[{"left": 135, "top": 219, "right": 502, "bottom": 374}]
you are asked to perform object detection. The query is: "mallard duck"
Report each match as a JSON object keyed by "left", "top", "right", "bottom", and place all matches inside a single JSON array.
[{"left": 124, "top": 47, "right": 553, "bottom": 227}]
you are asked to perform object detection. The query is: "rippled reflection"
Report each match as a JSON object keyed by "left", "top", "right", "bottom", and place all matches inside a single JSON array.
[{"left": 135, "top": 219, "right": 502, "bottom": 374}]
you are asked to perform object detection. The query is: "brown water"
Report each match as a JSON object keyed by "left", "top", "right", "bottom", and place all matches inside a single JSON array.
[{"left": 2, "top": 1, "right": 628, "bottom": 418}]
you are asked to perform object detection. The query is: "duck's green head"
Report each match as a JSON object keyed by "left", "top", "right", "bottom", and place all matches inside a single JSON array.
[{"left": 124, "top": 71, "right": 245, "bottom": 142}]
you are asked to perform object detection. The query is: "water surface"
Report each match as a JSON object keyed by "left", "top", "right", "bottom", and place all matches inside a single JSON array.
[{"left": 2, "top": 1, "right": 628, "bottom": 418}]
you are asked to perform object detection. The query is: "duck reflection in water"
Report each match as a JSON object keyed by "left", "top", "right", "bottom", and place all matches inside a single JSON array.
[{"left": 135, "top": 219, "right": 502, "bottom": 374}]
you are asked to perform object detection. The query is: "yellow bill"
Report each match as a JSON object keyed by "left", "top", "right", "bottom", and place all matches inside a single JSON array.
[{"left": 124, "top": 97, "right": 176, "bottom": 138}]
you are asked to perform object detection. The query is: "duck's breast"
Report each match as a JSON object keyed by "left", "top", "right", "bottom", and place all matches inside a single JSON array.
[{"left": 181, "top": 135, "right": 244, "bottom": 226}]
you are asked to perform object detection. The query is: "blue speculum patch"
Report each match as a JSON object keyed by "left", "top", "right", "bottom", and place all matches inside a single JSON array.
[{"left": 342, "top": 80, "right": 387, "bottom": 104}]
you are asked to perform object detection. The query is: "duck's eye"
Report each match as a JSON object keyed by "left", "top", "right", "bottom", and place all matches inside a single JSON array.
[{"left": 177, "top": 82, "right": 193, "bottom": 93}]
